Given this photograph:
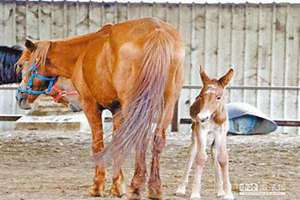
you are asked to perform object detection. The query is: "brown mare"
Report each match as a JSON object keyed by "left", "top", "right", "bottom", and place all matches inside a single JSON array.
[
  {"left": 176, "top": 66, "right": 234, "bottom": 200},
  {"left": 16, "top": 18, "right": 184, "bottom": 199},
  {"left": 16, "top": 49, "right": 81, "bottom": 112}
]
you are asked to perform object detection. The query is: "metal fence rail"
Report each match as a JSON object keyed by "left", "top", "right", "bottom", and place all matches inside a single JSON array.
[
  {"left": 183, "top": 85, "right": 300, "bottom": 91},
  {"left": 1, "top": 85, "right": 299, "bottom": 132},
  {"left": 179, "top": 118, "right": 300, "bottom": 127}
]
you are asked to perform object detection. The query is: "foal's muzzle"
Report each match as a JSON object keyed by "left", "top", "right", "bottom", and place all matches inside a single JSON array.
[{"left": 200, "top": 116, "right": 210, "bottom": 123}]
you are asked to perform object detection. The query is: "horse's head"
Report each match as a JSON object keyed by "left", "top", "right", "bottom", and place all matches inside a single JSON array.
[
  {"left": 15, "top": 39, "right": 81, "bottom": 111},
  {"left": 190, "top": 66, "right": 234, "bottom": 123},
  {"left": 15, "top": 39, "right": 56, "bottom": 109}
]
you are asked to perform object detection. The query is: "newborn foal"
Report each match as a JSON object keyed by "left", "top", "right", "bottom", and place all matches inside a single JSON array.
[{"left": 176, "top": 66, "right": 234, "bottom": 200}]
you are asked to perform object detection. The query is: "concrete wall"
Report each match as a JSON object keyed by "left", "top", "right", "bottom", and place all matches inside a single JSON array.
[{"left": 0, "top": 1, "right": 299, "bottom": 133}]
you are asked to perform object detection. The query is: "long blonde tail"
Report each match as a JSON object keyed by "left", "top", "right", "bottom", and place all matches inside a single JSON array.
[{"left": 94, "top": 29, "right": 174, "bottom": 169}]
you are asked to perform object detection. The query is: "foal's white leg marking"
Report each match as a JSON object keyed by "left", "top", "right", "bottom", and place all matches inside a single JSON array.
[
  {"left": 214, "top": 153, "right": 225, "bottom": 196},
  {"left": 213, "top": 122, "right": 234, "bottom": 200},
  {"left": 190, "top": 124, "right": 209, "bottom": 200},
  {"left": 212, "top": 124, "right": 225, "bottom": 197},
  {"left": 176, "top": 136, "right": 197, "bottom": 195}
]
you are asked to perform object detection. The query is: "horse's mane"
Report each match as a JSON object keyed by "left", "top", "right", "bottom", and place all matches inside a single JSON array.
[
  {"left": 0, "top": 45, "right": 23, "bottom": 84},
  {"left": 31, "top": 41, "right": 51, "bottom": 68},
  {"left": 32, "top": 26, "right": 111, "bottom": 68}
]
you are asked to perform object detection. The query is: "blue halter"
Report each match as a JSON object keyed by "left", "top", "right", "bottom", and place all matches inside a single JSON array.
[{"left": 17, "top": 63, "right": 57, "bottom": 96}]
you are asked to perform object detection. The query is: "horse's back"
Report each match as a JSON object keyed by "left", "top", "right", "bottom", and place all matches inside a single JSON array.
[{"left": 110, "top": 18, "right": 181, "bottom": 46}]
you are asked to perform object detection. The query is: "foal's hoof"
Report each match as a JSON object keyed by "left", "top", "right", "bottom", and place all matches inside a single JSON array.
[
  {"left": 217, "top": 190, "right": 225, "bottom": 197},
  {"left": 148, "top": 188, "right": 162, "bottom": 200},
  {"left": 223, "top": 193, "right": 235, "bottom": 200},
  {"left": 175, "top": 185, "right": 186, "bottom": 196},
  {"left": 190, "top": 193, "right": 201, "bottom": 200},
  {"left": 127, "top": 186, "right": 141, "bottom": 200},
  {"left": 89, "top": 185, "right": 104, "bottom": 197}
]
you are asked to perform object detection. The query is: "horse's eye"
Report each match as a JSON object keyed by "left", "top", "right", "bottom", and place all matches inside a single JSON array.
[{"left": 216, "top": 96, "right": 222, "bottom": 101}]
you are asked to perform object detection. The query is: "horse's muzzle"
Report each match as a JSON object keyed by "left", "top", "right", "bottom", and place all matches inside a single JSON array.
[{"left": 16, "top": 93, "right": 31, "bottom": 110}]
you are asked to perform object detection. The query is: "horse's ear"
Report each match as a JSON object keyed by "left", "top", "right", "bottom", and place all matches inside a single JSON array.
[
  {"left": 218, "top": 67, "right": 234, "bottom": 88},
  {"left": 25, "top": 39, "right": 36, "bottom": 52},
  {"left": 199, "top": 65, "right": 210, "bottom": 84}
]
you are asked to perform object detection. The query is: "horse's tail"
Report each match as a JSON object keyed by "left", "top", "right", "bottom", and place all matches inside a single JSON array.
[{"left": 94, "top": 29, "right": 174, "bottom": 168}]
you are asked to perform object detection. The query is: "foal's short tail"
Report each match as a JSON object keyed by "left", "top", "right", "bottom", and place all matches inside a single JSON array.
[{"left": 94, "top": 29, "right": 174, "bottom": 169}]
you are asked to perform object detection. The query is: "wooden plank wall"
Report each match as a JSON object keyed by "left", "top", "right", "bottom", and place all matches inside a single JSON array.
[{"left": 0, "top": 1, "right": 299, "bottom": 134}]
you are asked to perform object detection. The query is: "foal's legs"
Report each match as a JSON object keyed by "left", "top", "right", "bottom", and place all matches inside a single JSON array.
[
  {"left": 214, "top": 149, "right": 225, "bottom": 197},
  {"left": 110, "top": 113, "right": 126, "bottom": 197},
  {"left": 191, "top": 122, "right": 208, "bottom": 199},
  {"left": 214, "top": 124, "right": 234, "bottom": 199},
  {"left": 176, "top": 126, "right": 198, "bottom": 195}
]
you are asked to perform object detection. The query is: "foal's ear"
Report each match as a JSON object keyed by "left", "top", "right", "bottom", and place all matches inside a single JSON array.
[
  {"left": 199, "top": 65, "right": 210, "bottom": 84},
  {"left": 25, "top": 39, "right": 36, "bottom": 52},
  {"left": 218, "top": 68, "right": 234, "bottom": 88}
]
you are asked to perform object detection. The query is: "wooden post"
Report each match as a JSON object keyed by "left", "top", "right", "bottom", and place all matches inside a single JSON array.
[{"left": 171, "top": 100, "right": 179, "bottom": 132}]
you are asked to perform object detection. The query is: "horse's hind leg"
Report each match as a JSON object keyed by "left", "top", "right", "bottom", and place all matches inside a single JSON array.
[
  {"left": 148, "top": 97, "right": 177, "bottom": 200},
  {"left": 148, "top": 58, "right": 184, "bottom": 199},
  {"left": 127, "top": 143, "right": 148, "bottom": 199},
  {"left": 110, "top": 113, "right": 126, "bottom": 197}
]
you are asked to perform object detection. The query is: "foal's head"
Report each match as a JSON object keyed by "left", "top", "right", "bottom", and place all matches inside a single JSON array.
[{"left": 190, "top": 66, "right": 234, "bottom": 123}]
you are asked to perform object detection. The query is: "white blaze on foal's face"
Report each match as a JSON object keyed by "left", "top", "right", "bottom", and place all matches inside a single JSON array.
[
  {"left": 196, "top": 80, "right": 225, "bottom": 124},
  {"left": 190, "top": 66, "right": 234, "bottom": 124}
]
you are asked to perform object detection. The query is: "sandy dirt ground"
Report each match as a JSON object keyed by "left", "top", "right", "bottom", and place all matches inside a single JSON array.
[{"left": 0, "top": 129, "right": 299, "bottom": 200}]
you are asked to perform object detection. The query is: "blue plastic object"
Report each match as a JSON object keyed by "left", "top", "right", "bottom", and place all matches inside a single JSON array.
[{"left": 227, "top": 102, "right": 277, "bottom": 135}]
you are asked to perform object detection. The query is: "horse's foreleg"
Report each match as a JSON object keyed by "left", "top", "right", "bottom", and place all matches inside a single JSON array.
[
  {"left": 110, "top": 113, "right": 126, "bottom": 197},
  {"left": 81, "top": 99, "right": 105, "bottom": 197}
]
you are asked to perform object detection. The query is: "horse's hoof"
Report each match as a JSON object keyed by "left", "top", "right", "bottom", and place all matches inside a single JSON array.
[
  {"left": 148, "top": 188, "right": 162, "bottom": 200},
  {"left": 175, "top": 185, "right": 186, "bottom": 196},
  {"left": 127, "top": 186, "right": 141, "bottom": 200},
  {"left": 89, "top": 185, "right": 104, "bottom": 197},
  {"left": 110, "top": 184, "right": 126, "bottom": 198}
]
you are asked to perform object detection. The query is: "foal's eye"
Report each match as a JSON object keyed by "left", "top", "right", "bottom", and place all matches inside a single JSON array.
[{"left": 216, "top": 96, "right": 222, "bottom": 101}]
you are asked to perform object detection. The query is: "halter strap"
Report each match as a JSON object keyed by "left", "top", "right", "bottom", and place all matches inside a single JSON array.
[
  {"left": 51, "top": 83, "right": 78, "bottom": 102},
  {"left": 17, "top": 63, "right": 57, "bottom": 96}
]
